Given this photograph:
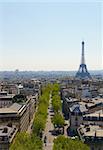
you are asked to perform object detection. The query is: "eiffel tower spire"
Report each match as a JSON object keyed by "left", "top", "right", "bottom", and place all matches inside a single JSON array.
[
  {"left": 75, "top": 41, "right": 91, "bottom": 79},
  {"left": 81, "top": 41, "right": 85, "bottom": 64}
]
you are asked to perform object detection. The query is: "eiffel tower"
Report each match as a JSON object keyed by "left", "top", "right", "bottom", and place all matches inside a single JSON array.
[{"left": 75, "top": 41, "right": 91, "bottom": 79}]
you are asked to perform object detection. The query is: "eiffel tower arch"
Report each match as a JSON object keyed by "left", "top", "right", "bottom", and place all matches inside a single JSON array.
[{"left": 75, "top": 41, "right": 92, "bottom": 79}]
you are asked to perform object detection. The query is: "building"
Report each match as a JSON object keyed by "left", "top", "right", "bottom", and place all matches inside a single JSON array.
[
  {"left": 0, "top": 103, "right": 29, "bottom": 131},
  {"left": 63, "top": 95, "right": 103, "bottom": 129},
  {"left": 27, "top": 93, "right": 39, "bottom": 122},
  {"left": 69, "top": 103, "right": 88, "bottom": 133},
  {"left": 78, "top": 125, "right": 103, "bottom": 150},
  {"left": 83, "top": 110, "right": 103, "bottom": 126},
  {"left": 0, "top": 91, "right": 15, "bottom": 108},
  {"left": 68, "top": 98, "right": 103, "bottom": 133},
  {"left": 0, "top": 93, "right": 38, "bottom": 132},
  {"left": 1, "top": 83, "right": 19, "bottom": 95},
  {"left": 0, "top": 125, "right": 18, "bottom": 150},
  {"left": 62, "top": 97, "right": 79, "bottom": 119},
  {"left": 82, "top": 98, "right": 103, "bottom": 113},
  {"left": 20, "top": 79, "right": 41, "bottom": 96}
]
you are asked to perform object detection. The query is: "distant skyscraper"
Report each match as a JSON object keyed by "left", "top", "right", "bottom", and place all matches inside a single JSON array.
[{"left": 75, "top": 41, "right": 91, "bottom": 79}]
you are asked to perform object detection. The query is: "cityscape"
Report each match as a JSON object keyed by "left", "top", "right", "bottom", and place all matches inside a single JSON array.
[{"left": 0, "top": 1, "right": 103, "bottom": 150}]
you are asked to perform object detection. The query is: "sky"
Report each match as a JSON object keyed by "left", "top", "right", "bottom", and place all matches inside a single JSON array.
[{"left": 0, "top": 0, "right": 102, "bottom": 71}]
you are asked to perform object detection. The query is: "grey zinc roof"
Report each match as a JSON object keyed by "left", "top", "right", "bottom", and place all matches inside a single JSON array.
[
  {"left": 10, "top": 103, "right": 22, "bottom": 111},
  {"left": 0, "top": 103, "right": 24, "bottom": 114},
  {"left": 70, "top": 104, "right": 88, "bottom": 113}
]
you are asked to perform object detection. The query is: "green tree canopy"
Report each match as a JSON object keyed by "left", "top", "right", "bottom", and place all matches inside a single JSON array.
[
  {"left": 53, "top": 135, "right": 90, "bottom": 150},
  {"left": 52, "top": 113, "right": 65, "bottom": 128},
  {"left": 10, "top": 132, "right": 42, "bottom": 150},
  {"left": 12, "top": 94, "right": 27, "bottom": 103},
  {"left": 32, "top": 84, "right": 50, "bottom": 137}
]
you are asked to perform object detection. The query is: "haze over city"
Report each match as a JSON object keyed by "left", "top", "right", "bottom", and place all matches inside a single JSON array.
[{"left": 0, "top": 0, "right": 102, "bottom": 71}]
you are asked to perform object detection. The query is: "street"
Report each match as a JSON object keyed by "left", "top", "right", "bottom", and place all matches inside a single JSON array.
[{"left": 43, "top": 95, "right": 56, "bottom": 150}]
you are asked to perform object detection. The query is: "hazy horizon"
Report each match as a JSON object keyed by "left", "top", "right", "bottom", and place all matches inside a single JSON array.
[{"left": 0, "top": 69, "right": 102, "bottom": 72}]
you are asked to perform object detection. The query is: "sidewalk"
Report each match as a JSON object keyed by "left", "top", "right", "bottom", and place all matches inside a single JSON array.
[{"left": 64, "top": 120, "right": 69, "bottom": 137}]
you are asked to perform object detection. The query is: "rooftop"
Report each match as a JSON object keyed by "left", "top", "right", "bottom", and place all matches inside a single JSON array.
[
  {"left": 0, "top": 91, "right": 15, "bottom": 99},
  {"left": 70, "top": 103, "right": 88, "bottom": 113},
  {"left": 0, "top": 125, "right": 18, "bottom": 143},
  {"left": 82, "top": 97, "right": 103, "bottom": 106},
  {"left": 0, "top": 103, "right": 23, "bottom": 114},
  {"left": 78, "top": 97, "right": 103, "bottom": 109},
  {"left": 65, "top": 97, "right": 78, "bottom": 103},
  {"left": 10, "top": 103, "right": 22, "bottom": 111},
  {"left": 84, "top": 109, "right": 103, "bottom": 118},
  {"left": 78, "top": 125, "right": 103, "bottom": 142}
]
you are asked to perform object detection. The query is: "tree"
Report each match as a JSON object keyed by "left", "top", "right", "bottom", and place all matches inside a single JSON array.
[
  {"left": 52, "top": 113, "right": 65, "bottom": 128},
  {"left": 53, "top": 135, "right": 90, "bottom": 150},
  {"left": 33, "top": 114, "right": 45, "bottom": 137},
  {"left": 52, "top": 83, "right": 60, "bottom": 96},
  {"left": 10, "top": 132, "right": 42, "bottom": 150},
  {"left": 52, "top": 93, "right": 62, "bottom": 113},
  {"left": 12, "top": 94, "right": 27, "bottom": 103},
  {"left": 52, "top": 100, "right": 61, "bottom": 112},
  {"left": 32, "top": 84, "right": 51, "bottom": 137}
]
